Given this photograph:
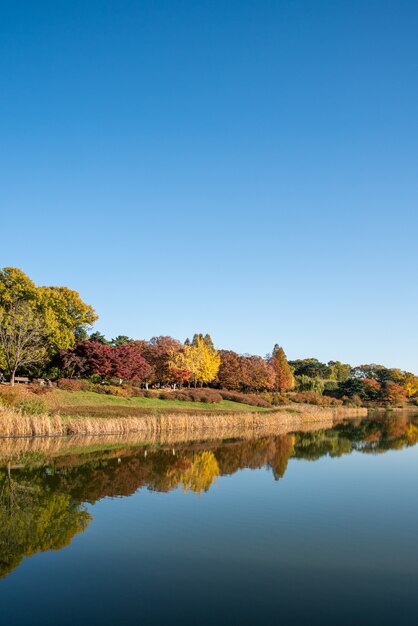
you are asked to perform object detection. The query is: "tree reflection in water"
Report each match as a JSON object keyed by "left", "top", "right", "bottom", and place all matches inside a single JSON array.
[
  {"left": 0, "top": 463, "right": 91, "bottom": 578},
  {"left": 1, "top": 413, "right": 418, "bottom": 578}
]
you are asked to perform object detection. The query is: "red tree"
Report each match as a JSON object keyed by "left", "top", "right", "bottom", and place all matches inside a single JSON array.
[
  {"left": 74, "top": 341, "right": 114, "bottom": 379},
  {"left": 111, "top": 344, "right": 152, "bottom": 382}
]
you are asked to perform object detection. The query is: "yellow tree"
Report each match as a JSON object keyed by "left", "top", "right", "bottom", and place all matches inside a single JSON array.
[
  {"left": 169, "top": 336, "right": 220, "bottom": 387},
  {"left": 403, "top": 374, "right": 418, "bottom": 398}
]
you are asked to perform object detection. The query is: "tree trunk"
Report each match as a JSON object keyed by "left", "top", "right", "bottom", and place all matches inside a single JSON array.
[{"left": 10, "top": 370, "right": 16, "bottom": 386}]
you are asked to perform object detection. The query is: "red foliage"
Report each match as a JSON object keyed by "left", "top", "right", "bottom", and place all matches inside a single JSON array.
[
  {"left": 111, "top": 344, "right": 152, "bottom": 382},
  {"left": 59, "top": 341, "right": 152, "bottom": 383},
  {"left": 170, "top": 368, "right": 192, "bottom": 383},
  {"left": 383, "top": 381, "right": 407, "bottom": 404},
  {"left": 361, "top": 378, "right": 381, "bottom": 400},
  {"left": 74, "top": 341, "right": 114, "bottom": 379}
]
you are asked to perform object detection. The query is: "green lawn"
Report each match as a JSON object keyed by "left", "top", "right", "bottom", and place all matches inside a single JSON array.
[{"left": 50, "top": 389, "right": 272, "bottom": 414}]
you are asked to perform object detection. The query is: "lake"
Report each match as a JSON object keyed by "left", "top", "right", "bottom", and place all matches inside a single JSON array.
[{"left": 1, "top": 412, "right": 418, "bottom": 625}]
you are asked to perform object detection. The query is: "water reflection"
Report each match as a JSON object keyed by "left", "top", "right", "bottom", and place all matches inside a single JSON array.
[{"left": 1, "top": 412, "right": 417, "bottom": 580}]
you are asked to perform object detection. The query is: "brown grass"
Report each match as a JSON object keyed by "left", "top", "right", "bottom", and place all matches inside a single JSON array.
[{"left": 0, "top": 403, "right": 367, "bottom": 439}]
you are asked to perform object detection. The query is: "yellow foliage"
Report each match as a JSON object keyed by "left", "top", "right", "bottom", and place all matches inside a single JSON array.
[
  {"left": 179, "top": 451, "right": 220, "bottom": 493},
  {"left": 37, "top": 286, "right": 98, "bottom": 351},
  {"left": 169, "top": 336, "right": 221, "bottom": 386},
  {"left": 404, "top": 375, "right": 418, "bottom": 398}
]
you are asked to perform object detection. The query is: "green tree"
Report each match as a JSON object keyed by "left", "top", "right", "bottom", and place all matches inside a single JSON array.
[
  {"left": 0, "top": 301, "right": 47, "bottom": 384},
  {"left": 0, "top": 268, "right": 97, "bottom": 372},
  {"left": 89, "top": 331, "right": 110, "bottom": 345},
  {"left": 111, "top": 335, "right": 132, "bottom": 347},
  {"left": 328, "top": 360, "right": 352, "bottom": 382}
]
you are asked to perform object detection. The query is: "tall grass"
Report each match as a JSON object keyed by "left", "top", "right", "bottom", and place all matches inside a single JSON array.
[
  {"left": 0, "top": 411, "right": 371, "bottom": 464},
  {"left": 0, "top": 402, "right": 367, "bottom": 440}
]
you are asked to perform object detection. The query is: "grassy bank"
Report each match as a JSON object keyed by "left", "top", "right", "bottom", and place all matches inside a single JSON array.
[
  {"left": 49, "top": 389, "right": 271, "bottom": 415},
  {"left": 0, "top": 401, "right": 368, "bottom": 439},
  {"left": 0, "top": 413, "right": 355, "bottom": 465}
]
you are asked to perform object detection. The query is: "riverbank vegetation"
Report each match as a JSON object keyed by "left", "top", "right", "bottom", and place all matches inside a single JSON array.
[{"left": 1, "top": 267, "right": 417, "bottom": 416}]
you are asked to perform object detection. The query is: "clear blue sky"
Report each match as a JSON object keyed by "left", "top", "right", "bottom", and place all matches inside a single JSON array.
[{"left": 1, "top": 1, "right": 417, "bottom": 372}]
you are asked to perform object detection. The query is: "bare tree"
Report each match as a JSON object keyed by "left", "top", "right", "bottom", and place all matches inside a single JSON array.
[{"left": 0, "top": 301, "right": 46, "bottom": 385}]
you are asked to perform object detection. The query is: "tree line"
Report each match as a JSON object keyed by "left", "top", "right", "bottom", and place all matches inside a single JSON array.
[{"left": 0, "top": 268, "right": 417, "bottom": 403}]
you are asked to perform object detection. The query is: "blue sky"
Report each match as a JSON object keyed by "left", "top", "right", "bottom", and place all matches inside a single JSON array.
[{"left": 1, "top": 1, "right": 417, "bottom": 372}]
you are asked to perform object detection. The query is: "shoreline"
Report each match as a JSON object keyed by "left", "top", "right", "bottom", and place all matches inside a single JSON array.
[
  {"left": 0, "top": 405, "right": 367, "bottom": 440},
  {"left": 0, "top": 405, "right": 369, "bottom": 464}
]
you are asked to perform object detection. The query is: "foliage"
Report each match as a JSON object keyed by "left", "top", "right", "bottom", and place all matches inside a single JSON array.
[
  {"left": 37, "top": 286, "right": 97, "bottom": 352},
  {"left": 56, "top": 342, "right": 151, "bottom": 383},
  {"left": 327, "top": 360, "right": 352, "bottom": 382},
  {"left": 289, "top": 358, "right": 331, "bottom": 379},
  {"left": 383, "top": 381, "right": 407, "bottom": 405},
  {"left": 290, "top": 391, "right": 342, "bottom": 406},
  {"left": 0, "top": 268, "right": 97, "bottom": 378},
  {"left": 0, "top": 301, "right": 47, "bottom": 384},
  {"left": 170, "top": 451, "right": 220, "bottom": 493},
  {"left": 296, "top": 375, "right": 325, "bottom": 394},
  {"left": 403, "top": 374, "right": 418, "bottom": 398},
  {"left": 17, "top": 397, "right": 47, "bottom": 415},
  {"left": 169, "top": 336, "right": 220, "bottom": 387},
  {"left": 268, "top": 345, "right": 295, "bottom": 391},
  {"left": 0, "top": 467, "right": 91, "bottom": 578}
]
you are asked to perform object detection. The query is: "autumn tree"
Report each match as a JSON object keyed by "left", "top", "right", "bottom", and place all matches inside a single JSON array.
[
  {"left": 268, "top": 345, "right": 295, "bottom": 392},
  {"left": 138, "top": 336, "right": 183, "bottom": 385},
  {"left": 403, "top": 374, "right": 418, "bottom": 398},
  {"left": 360, "top": 378, "right": 382, "bottom": 401},
  {"left": 170, "top": 336, "right": 220, "bottom": 387},
  {"left": 216, "top": 350, "right": 245, "bottom": 390},
  {"left": 111, "top": 344, "right": 152, "bottom": 383},
  {"left": 242, "top": 355, "right": 275, "bottom": 391},
  {"left": 383, "top": 382, "right": 407, "bottom": 405},
  {"left": 68, "top": 341, "right": 114, "bottom": 379}
]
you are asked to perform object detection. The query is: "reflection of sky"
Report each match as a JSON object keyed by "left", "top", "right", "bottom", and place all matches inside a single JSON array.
[{"left": 2, "top": 446, "right": 418, "bottom": 625}]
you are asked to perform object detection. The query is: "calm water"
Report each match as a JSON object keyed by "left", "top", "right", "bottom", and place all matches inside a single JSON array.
[{"left": 1, "top": 413, "right": 418, "bottom": 625}]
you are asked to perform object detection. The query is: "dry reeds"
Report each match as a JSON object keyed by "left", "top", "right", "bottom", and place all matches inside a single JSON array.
[{"left": 0, "top": 403, "right": 367, "bottom": 440}]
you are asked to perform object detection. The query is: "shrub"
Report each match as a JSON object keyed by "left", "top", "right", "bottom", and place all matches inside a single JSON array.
[
  {"left": 105, "top": 385, "right": 130, "bottom": 398},
  {"left": 175, "top": 392, "right": 192, "bottom": 401},
  {"left": 129, "top": 387, "right": 145, "bottom": 398},
  {"left": 290, "top": 391, "right": 343, "bottom": 406},
  {"left": 218, "top": 389, "right": 271, "bottom": 408},
  {"left": 18, "top": 397, "right": 47, "bottom": 415},
  {"left": 27, "top": 383, "right": 53, "bottom": 395},
  {"left": 57, "top": 378, "right": 84, "bottom": 391},
  {"left": 262, "top": 392, "right": 287, "bottom": 406},
  {"left": 0, "top": 386, "right": 26, "bottom": 407},
  {"left": 323, "top": 381, "right": 339, "bottom": 393}
]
